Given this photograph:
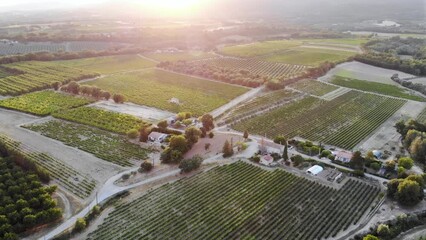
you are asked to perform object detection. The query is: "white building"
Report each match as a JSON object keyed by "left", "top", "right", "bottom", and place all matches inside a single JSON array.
[{"left": 306, "top": 165, "right": 324, "bottom": 176}]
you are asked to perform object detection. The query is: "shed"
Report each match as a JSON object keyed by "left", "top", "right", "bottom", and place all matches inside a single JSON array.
[
  {"left": 306, "top": 165, "right": 324, "bottom": 176},
  {"left": 148, "top": 132, "right": 168, "bottom": 143}
]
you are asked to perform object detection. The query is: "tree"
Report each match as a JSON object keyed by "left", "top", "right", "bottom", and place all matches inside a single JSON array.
[
  {"left": 363, "top": 234, "right": 379, "bottom": 240},
  {"left": 243, "top": 130, "right": 249, "bottom": 140},
  {"left": 291, "top": 155, "right": 304, "bottom": 167},
  {"left": 169, "top": 135, "right": 188, "bottom": 153},
  {"left": 157, "top": 120, "right": 168, "bottom": 130},
  {"left": 179, "top": 155, "right": 203, "bottom": 173},
  {"left": 139, "top": 128, "right": 150, "bottom": 142},
  {"left": 399, "top": 157, "right": 414, "bottom": 169},
  {"left": 201, "top": 114, "right": 214, "bottom": 131},
  {"left": 67, "top": 81, "right": 80, "bottom": 94},
  {"left": 112, "top": 94, "right": 125, "bottom": 103},
  {"left": 350, "top": 151, "right": 365, "bottom": 170},
  {"left": 185, "top": 127, "right": 202, "bottom": 147},
  {"left": 370, "top": 162, "right": 381, "bottom": 171},
  {"left": 385, "top": 160, "right": 396, "bottom": 172},
  {"left": 140, "top": 161, "right": 153, "bottom": 172},
  {"left": 397, "top": 179, "right": 423, "bottom": 206},
  {"left": 74, "top": 218, "right": 86, "bottom": 232},
  {"left": 127, "top": 129, "right": 139, "bottom": 139},
  {"left": 222, "top": 140, "right": 234, "bottom": 158},
  {"left": 377, "top": 224, "right": 390, "bottom": 237},
  {"left": 80, "top": 85, "right": 92, "bottom": 96},
  {"left": 283, "top": 141, "right": 289, "bottom": 161},
  {"left": 387, "top": 179, "right": 401, "bottom": 198},
  {"left": 51, "top": 82, "right": 61, "bottom": 91},
  {"left": 91, "top": 87, "right": 102, "bottom": 99},
  {"left": 101, "top": 91, "right": 111, "bottom": 100},
  {"left": 273, "top": 135, "right": 286, "bottom": 145}
]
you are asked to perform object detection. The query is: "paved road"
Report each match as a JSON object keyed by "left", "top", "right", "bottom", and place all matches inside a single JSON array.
[
  {"left": 39, "top": 168, "right": 181, "bottom": 240},
  {"left": 210, "top": 86, "right": 265, "bottom": 118}
]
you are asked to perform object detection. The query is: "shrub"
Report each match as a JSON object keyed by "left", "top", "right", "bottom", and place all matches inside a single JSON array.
[
  {"left": 127, "top": 129, "right": 139, "bottom": 139},
  {"left": 74, "top": 218, "right": 86, "bottom": 232},
  {"left": 398, "top": 157, "right": 414, "bottom": 170},
  {"left": 179, "top": 155, "right": 203, "bottom": 173},
  {"left": 291, "top": 155, "right": 304, "bottom": 167},
  {"left": 209, "top": 132, "right": 214, "bottom": 138},
  {"left": 370, "top": 162, "right": 381, "bottom": 171},
  {"left": 113, "top": 94, "right": 125, "bottom": 103},
  {"left": 121, "top": 173, "right": 130, "bottom": 180},
  {"left": 140, "top": 161, "right": 153, "bottom": 172}
]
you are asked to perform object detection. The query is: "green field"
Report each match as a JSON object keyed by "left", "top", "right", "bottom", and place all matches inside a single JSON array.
[
  {"left": 0, "top": 91, "right": 94, "bottom": 116},
  {"left": 58, "top": 55, "right": 156, "bottom": 74},
  {"left": 0, "top": 61, "right": 98, "bottom": 96},
  {"left": 220, "top": 40, "right": 303, "bottom": 57},
  {"left": 289, "top": 79, "right": 338, "bottom": 96},
  {"left": 143, "top": 51, "right": 216, "bottom": 62},
  {"left": 233, "top": 91, "right": 406, "bottom": 150},
  {"left": 331, "top": 76, "right": 426, "bottom": 101},
  {"left": 262, "top": 47, "right": 356, "bottom": 66},
  {"left": 24, "top": 120, "right": 149, "bottom": 167},
  {"left": 86, "top": 69, "right": 249, "bottom": 115},
  {"left": 87, "top": 161, "right": 380, "bottom": 240},
  {"left": 304, "top": 38, "right": 369, "bottom": 46},
  {"left": 53, "top": 106, "right": 150, "bottom": 135},
  {"left": 0, "top": 67, "right": 12, "bottom": 78}
]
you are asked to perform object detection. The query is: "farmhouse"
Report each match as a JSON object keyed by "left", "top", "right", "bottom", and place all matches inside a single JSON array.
[
  {"left": 335, "top": 151, "right": 353, "bottom": 163},
  {"left": 148, "top": 132, "right": 168, "bottom": 143},
  {"left": 306, "top": 165, "right": 324, "bottom": 176},
  {"left": 260, "top": 155, "right": 274, "bottom": 166}
]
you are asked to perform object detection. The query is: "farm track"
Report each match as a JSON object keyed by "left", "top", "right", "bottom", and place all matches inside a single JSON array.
[{"left": 0, "top": 108, "right": 123, "bottom": 202}]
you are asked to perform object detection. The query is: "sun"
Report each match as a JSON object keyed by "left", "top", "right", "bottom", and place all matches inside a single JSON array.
[{"left": 144, "top": 0, "right": 202, "bottom": 11}]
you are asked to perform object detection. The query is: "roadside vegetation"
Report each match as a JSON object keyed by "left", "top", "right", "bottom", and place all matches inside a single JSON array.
[{"left": 142, "top": 51, "right": 216, "bottom": 62}]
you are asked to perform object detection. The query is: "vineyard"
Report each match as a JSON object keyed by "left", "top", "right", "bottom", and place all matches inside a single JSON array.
[
  {"left": 197, "top": 57, "right": 308, "bottom": 80},
  {"left": 58, "top": 54, "right": 156, "bottom": 74},
  {"left": 417, "top": 107, "right": 426, "bottom": 123},
  {"left": 220, "top": 89, "right": 302, "bottom": 125},
  {"left": 0, "top": 61, "right": 98, "bottom": 96},
  {"left": 0, "top": 134, "right": 96, "bottom": 199},
  {"left": 233, "top": 91, "right": 406, "bottom": 150},
  {"left": 24, "top": 120, "right": 150, "bottom": 167},
  {"left": 52, "top": 107, "right": 151, "bottom": 135},
  {"left": 87, "top": 161, "right": 380, "bottom": 240},
  {"left": 0, "top": 41, "right": 129, "bottom": 55},
  {"left": 330, "top": 76, "right": 426, "bottom": 102},
  {"left": 288, "top": 79, "right": 338, "bottom": 96},
  {"left": 0, "top": 91, "right": 94, "bottom": 116},
  {"left": 142, "top": 51, "right": 216, "bottom": 62},
  {"left": 85, "top": 69, "right": 249, "bottom": 115}
]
